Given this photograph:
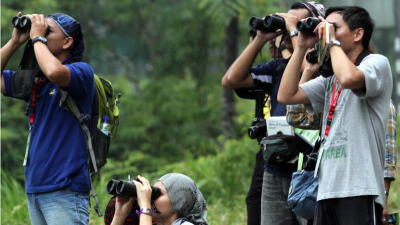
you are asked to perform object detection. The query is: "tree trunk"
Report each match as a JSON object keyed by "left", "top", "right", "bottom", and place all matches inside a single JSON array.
[{"left": 221, "top": 17, "right": 239, "bottom": 139}]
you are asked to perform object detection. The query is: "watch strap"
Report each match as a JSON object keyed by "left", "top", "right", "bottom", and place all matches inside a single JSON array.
[
  {"left": 290, "top": 29, "right": 299, "bottom": 38},
  {"left": 330, "top": 39, "right": 341, "bottom": 47},
  {"left": 32, "top": 36, "right": 47, "bottom": 44}
]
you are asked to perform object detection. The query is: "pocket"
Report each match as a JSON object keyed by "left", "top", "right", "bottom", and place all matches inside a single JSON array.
[{"left": 91, "top": 128, "right": 110, "bottom": 171}]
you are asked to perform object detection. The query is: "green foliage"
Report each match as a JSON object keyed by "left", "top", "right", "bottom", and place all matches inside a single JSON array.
[
  {"left": 1, "top": 170, "right": 30, "bottom": 225},
  {"left": 107, "top": 74, "right": 222, "bottom": 173},
  {"left": 1, "top": 97, "right": 28, "bottom": 180}
]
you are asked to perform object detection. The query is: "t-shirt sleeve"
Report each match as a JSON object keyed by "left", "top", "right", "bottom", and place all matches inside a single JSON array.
[
  {"left": 63, "top": 62, "right": 94, "bottom": 96},
  {"left": 299, "top": 76, "right": 326, "bottom": 113},
  {"left": 2, "top": 70, "right": 17, "bottom": 97},
  {"left": 250, "top": 61, "right": 276, "bottom": 94},
  {"left": 355, "top": 54, "right": 392, "bottom": 98}
]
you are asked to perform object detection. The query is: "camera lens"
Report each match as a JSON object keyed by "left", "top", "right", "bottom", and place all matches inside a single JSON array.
[
  {"left": 248, "top": 120, "right": 267, "bottom": 139},
  {"left": 306, "top": 50, "right": 318, "bottom": 64}
]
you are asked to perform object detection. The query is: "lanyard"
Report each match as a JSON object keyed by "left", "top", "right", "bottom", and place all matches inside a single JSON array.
[
  {"left": 29, "top": 77, "right": 47, "bottom": 125},
  {"left": 324, "top": 78, "right": 342, "bottom": 136}
]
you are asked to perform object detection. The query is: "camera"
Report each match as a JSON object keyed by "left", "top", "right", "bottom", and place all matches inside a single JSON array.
[
  {"left": 12, "top": 16, "right": 31, "bottom": 32},
  {"left": 248, "top": 118, "right": 267, "bottom": 140},
  {"left": 107, "top": 179, "right": 162, "bottom": 201},
  {"left": 305, "top": 51, "right": 334, "bottom": 77},
  {"left": 296, "top": 17, "right": 321, "bottom": 34},
  {"left": 248, "top": 15, "right": 285, "bottom": 37}
]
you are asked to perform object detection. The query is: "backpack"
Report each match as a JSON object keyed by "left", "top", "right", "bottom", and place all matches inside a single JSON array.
[
  {"left": 60, "top": 75, "right": 120, "bottom": 174},
  {"left": 59, "top": 74, "right": 120, "bottom": 216}
]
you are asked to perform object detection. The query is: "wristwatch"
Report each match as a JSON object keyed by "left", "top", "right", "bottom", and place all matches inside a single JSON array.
[
  {"left": 32, "top": 36, "right": 47, "bottom": 45},
  {"left": 136, "top": 208, "right": 153, "bottom": 216},
  {"left": 330, "top": 39, "right": 341, "bottom": 47},
  {"left": 289, "top": 29, "right": 299, "bottom": 38}
]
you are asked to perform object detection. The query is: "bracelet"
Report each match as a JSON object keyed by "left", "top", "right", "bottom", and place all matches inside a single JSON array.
[{"left": 136, "top": 208, "right": 153, "bottom": 216}]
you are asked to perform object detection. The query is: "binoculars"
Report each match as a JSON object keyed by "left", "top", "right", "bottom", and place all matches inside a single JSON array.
[
  {"left": 107, "top": 179, "right": 162, "bottom": 200},
  {"left": 12, "top": 16, "right": 31, "bottom": 32},
  {"left": 249, "top": 14, "right": 286, "bottom": 36},
  {"left": 296, "top": 17, "right": 321, "bottom": 34}
]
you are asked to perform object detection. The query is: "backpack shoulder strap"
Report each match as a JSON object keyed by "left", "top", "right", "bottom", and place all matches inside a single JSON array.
[
  {"left": 58, "top": 89, "right": 103, "bottom": 217},
  {"left": 58, "top": 89, "right": 98, "bottom": 173}
]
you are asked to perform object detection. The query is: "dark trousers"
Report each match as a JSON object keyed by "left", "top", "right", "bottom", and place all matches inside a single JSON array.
[
  {"left": 246, "top": 150, "right": 264, "bottom": 225},
  {"left": 314, "top": 196, "right": 383, "bottom": 225}
]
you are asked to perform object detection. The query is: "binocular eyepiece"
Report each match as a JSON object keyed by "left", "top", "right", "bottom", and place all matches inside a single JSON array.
[
  {"left": 249, "top": 15, "right": 285, "bottom": 37},
  {"left": 296, "top": 17, "right": 321, "bottom": 34},
  {"left": 107, "top": 179, "right": 162, "bottom": 201},
  {"left": 12, "top": 16, "right": 31, "bottom": 32}
]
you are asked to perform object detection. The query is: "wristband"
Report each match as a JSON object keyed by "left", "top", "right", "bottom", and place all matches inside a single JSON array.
[{"left": 136, "top": 208, "right": 153, "bottom": 216}]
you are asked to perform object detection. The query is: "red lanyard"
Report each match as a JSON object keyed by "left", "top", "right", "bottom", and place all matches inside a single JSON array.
[
  {"left": 29, "top": 77, "right": 47, "bottom": 125},
  {"left": 324, "top": 78, "right": 342, "bottom": 136}
]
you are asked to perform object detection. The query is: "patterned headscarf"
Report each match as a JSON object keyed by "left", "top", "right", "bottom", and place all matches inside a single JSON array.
[
  {"left": 302, "top": 1, "right": 326, "bottom": 17},
  {"left": 47, "top": 13, "right": 84, "bottom": 62},
  {"left": 158, "top": 173, "right": 208, "bottom": 225}
]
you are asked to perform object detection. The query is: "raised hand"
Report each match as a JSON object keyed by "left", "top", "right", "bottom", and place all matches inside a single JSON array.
[
  {"left": 133, "top": 175, "right": 153, "bottom": 209},
  {"left": 29, "top": 14, "right": 48, "bottom": 39}
]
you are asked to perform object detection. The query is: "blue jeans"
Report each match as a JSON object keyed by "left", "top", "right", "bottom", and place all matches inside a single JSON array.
[
  {"left": 261, "top": 170, "right": 307, "bottom": 225},
  {"left": 27, "top": 188, "right": 90, "bottom": 225}
]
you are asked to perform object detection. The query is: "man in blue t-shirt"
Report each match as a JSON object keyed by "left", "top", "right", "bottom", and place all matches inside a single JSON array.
[
  {"left": 221, "top": 2, "right": 325, "bottom": 225},
  {"left": 1, "top": 12, "right": 94, "bottom": 225}
]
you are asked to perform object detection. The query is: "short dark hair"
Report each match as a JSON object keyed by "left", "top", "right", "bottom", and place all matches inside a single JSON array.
[
  {"left": 290, "top": 2, "right": 312, "bottom": 17},
  {"left": 325, "top": 6, "right": 374, "bottom": 49}
]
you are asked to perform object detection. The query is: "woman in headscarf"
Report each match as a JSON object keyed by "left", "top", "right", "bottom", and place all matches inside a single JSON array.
[{"left": 110, "top": 173, "right": 209, "bottom": 225}]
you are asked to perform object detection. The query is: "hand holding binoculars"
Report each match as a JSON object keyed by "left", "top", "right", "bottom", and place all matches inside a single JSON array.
[{"left": 107, "top": 179, "right": 162, "bottom": 201}]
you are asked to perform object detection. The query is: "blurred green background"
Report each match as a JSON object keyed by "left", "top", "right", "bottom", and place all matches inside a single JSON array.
[{"left": 1, "top": 0, "right": 399, "bottom": 224}]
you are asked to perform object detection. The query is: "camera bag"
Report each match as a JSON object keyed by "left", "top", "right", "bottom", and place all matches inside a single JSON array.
[{"left": 261, "top": 134, "right": 312, "bottom": 165}]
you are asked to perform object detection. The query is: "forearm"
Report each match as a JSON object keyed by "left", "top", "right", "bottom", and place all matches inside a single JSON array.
[
  {"left": 330, "top": 46, "right": 365, "bottom": 89},
  {"left": 139, "top": 214, "right": 152, "bottom": 225},
  {"left": 33, "top": 42, "right": 70, "bottom": 87},
  {"left": 278, "top": 47, "right": 307, "bottom": 104},
  {"left": 221, "top": 39, "right": 264, "bottom": 89},
  {"left": 1, "top": 40, "right": 21, "bottom": 71},
  {"left": 300, "top": 68, "right": 316, "bottom": 85}
]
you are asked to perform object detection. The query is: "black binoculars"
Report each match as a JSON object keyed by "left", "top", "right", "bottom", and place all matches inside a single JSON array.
[
  {"left": 249, "top": 14, "right": 285, "bottom": 36},
  {"left": 296, "top": 17, "right": 321, "bottom": 34},
  {"left": 107, "top": 179, "right": 162, "bottom": 201},
  {"left": 12, "top": 16, "right": 31, "bottom": 32}
]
